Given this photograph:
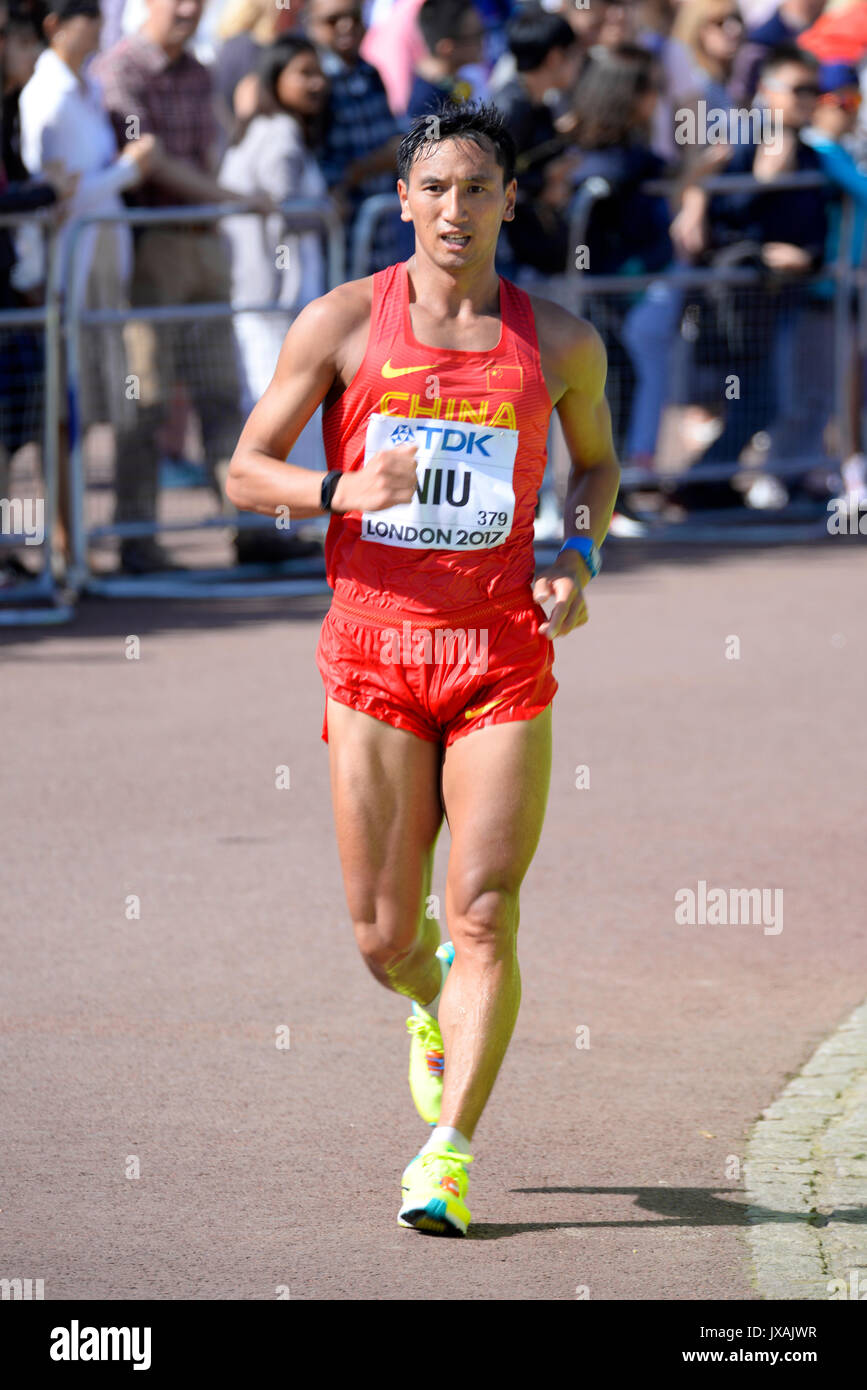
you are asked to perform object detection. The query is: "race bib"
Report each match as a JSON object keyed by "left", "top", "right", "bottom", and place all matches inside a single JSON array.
[{"left": 360, "top": 412, "right": 517, "bottom": 551}]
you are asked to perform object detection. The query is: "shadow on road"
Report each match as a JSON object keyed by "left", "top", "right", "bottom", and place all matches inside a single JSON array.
[
  {"left": 3, "top": 524, "right": 863, "bottom": 653},
  {"left": 0, "top": 590, "right": 334, "bottom": 654},
  {"left": 464, "top": 1188, "right": 867, "bottom": 1238}
]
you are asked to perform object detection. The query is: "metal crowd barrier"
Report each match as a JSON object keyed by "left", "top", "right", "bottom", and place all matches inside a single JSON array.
[
  {"left": 553, "top": 170, "right": 854, "bottom": 538},
  {"left": 350, "top": 193, "right": 401, "bottom": 281},
  {"left": 62, "top": 199, "right": 344, "bottom": 599},
  {"left": 351, "top": 173, "right": 856, "bottom": 542},
  {"left": 0, "top": 210, "right": 74, "bottom": 624},
  {"left": 2, "top": 175, "right": 859, "bottom": 630}
]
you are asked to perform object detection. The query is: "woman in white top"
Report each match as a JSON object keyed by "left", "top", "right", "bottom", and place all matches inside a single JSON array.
[
  {"left": 19, "top": 0, "right": 154, "bottom": 313},
  {"left": 219, "top": 34, "right": 330, "bottom": 473},
  {"left": 17, "top": 0, "right": 154, "bottom": 567}
]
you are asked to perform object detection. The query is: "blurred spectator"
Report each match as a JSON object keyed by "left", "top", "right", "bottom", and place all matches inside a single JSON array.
[
  {"left": 802, "top": 61, "right": 866, "bottom": 278},
  {"left": 212, "top": 0, "right": 299, "bottom": 135},
  {"left": 798, "top": 62, "right": 866, "bottom": 497},
  {"left": 594, "top": 0, "right": 639, "bottom": 49},
  {"left": 0, "top": 141, "right": 60, "bottom": 313},
  {"left": 365, "top": 0, "right": 509, "bottom": 113},
  {"left": 566, "top": 0, "right": 708, "bottom": 160},
  {"left": 797, "top": 0, "right": 867, "bottom": 160},
  {"left": 0, "top": 0, "right": 72, "bottom": 586},
  {"left": 730, "top": 0, "right": 826, "bottom": 104},
  {"left": 560, "top": 0, "right": 611, "bottom": 53},
  {"left": 361, "top": 0, "right": 426, "bottom": 116},
  {"left": 20, "top": 1, "right": 153, "bottom": 324},
  {"left": 303, "top": 0, "right": 403, "bottom": 270},
  {"left": 93, "top": 0, "right": 265, "bottom": 572},
  {"left": 493, "top": 0, "right": 586, "bottom": 121},
  {"left": 2, "top": 2, "right": 43, "bottom": 181},
  {"left": 496, "top": 4, "right": 579, "bottom": 148},
  {"left": 572, "top": 45, "right": 673, "bottom": 271},
  {"left": 406, "top": 0, "right": 485, "bottom": 119},
  {"left": 473, "top": 0, "right": 512, "bottom": 64},
  {"left": 638, "top": 1, "right": 711, "bottom": 160},
  {"left": 219, "top": 35, "right": 329, "bottom": 477},
  {"left": 489, "top": 0, "right": 578, "bottom": 98},
  {"left": 673, "top": 44, "right": 829, "bottom": 497},
  {"left": 571, "top": 50, "right": 670, "bottom": 224},
  {"left": 18, "top": 0, "right": 155, "bottom": 568},
  {"left": 571, "top": 43, "right": 681, "bottom": 465},
  {"left": 0, "top": 0, "right": 63, "bottom": 295},
  {"left": 711, "top": 55, "right": 827, "bottom": 277},
  {"left": 672, "top": 0, "right": 747, "bottom": 135},
  {"left": 1, "top": 1, "right": 44, "bottom": 300},
  {"left": 493, "top": 4, "right": 580, "bottom": 274},
  {"left": 98, "top": 0, "right": 124, "bottom": 49}
]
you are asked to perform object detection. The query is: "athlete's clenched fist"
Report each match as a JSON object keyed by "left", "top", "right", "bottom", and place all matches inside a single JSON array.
[
  {"left": 533, "top": 552, "right": 589, "bottom": 639},
  {"left": 332, "top": 443, "right": 419, "bottom": 514}
]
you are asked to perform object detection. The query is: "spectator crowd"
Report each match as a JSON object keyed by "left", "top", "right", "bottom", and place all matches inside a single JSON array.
[{"left": 3, "top": 0, "right": 867, "bottom": 579}]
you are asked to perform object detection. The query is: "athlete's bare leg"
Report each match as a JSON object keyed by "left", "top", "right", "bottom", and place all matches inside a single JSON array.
[
  {"left": 437, "top": 707, "right": 553, "bottom": 1141},
  {"left": 326, "top": 697, "right": 444, "bottom": 1004}
]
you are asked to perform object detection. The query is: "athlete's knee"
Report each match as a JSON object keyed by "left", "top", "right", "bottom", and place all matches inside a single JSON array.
[
  {"left": 450, "top": 887, "right": 519, "bottom": 955},
  {"left": 353, "top": 912, "right": 422, "bottom": 971}
]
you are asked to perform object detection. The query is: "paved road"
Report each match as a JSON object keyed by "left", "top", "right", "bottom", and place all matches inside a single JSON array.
[{"left": 1, "top": 540, "right": 864, "bottom": 1300}]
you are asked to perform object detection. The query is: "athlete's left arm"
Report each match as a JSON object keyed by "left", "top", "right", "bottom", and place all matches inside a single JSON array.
[{"left": 532, "top": 302, "right": 621, "bottom": 639}]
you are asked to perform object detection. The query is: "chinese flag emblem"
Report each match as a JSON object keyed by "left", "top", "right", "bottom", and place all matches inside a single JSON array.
[{"left": 486, "top": 364, "right": 523, "bottom": 392}]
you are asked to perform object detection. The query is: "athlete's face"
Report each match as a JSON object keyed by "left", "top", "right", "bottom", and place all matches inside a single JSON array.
[{"left": 397, "top": 138, "right": 516, "bottom": 270}]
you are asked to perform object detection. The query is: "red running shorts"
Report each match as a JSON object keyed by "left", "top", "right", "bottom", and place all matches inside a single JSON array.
[{"left": 315, "top": 588, "right": 558, "bottom": 747}]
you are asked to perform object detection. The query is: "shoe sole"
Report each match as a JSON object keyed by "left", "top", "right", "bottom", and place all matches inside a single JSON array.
[{"left": 397, "top": 1196, "right": 468, "bottom": 1237}]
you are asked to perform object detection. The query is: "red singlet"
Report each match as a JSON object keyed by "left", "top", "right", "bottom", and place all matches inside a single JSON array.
[
  {"left": 316, "top": 259, "right": 559, "bottom": 745},
  {"left": 322, "top": 259, "right": 553, "bottom": 614}
]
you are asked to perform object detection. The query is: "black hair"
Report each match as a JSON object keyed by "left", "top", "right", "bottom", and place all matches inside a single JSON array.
[
  {"left": 507, "top": 4, "right": 575, "bottom": 73},
  {"left": 7, "top": 0, "right": 44, "bottom": 37},
  {"left": 227, "top": 35, "right": 320, "bottom": 146},
  {"left": 396, "top": 99, "right": 517, "bottom": 187},
  {"left": 760, "top": 43, "right": 819, "bottom": 80},
  {"left": 418, "top": 0, "right": 478, "bottom": 53},
  {"left": 257, "top": 33, "right": 319, "bottom": 106}
]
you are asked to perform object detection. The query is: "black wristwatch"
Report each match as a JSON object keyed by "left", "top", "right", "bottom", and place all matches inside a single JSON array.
[{"left": 320, "top": 469, "right": 343, "bottom": 513}]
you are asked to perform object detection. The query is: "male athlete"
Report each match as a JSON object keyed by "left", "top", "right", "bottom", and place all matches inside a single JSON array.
[{"left": 227, "top": 102, "right": 620, "bottom": 1236}]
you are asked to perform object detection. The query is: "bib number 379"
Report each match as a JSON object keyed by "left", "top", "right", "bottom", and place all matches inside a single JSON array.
[{"left": 360, "top": 412, "right": 518, "bottom": 551}]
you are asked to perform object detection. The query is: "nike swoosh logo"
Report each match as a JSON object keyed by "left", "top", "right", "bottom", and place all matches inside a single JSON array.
[
  {"left": 464, "top": 697, "right": 506, "bottom": 721},
  {"left": 381, "top": 358, "right": 439, "bottom": 378}
]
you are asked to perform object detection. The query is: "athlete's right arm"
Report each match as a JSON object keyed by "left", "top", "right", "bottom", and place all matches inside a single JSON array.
[{"left": 226, "top": 286, "right": 419, "bottom": 520}]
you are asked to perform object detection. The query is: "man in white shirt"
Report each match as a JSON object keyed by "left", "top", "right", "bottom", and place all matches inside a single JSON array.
[{"left": 19, "top": 0, "right": 155, "bottom": 568}]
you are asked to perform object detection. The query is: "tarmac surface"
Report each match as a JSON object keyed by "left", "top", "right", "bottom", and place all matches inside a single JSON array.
[{"left": 1, "top": 538, "right": 864, "bottom": 1300}]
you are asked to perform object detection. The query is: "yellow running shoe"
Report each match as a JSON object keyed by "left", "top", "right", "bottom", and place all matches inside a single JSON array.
[
  {"left": 405, "top": 941, "right": 454, "bottom": 1124},
  {"left": 398, "top": 1144, "right": 473, "bottom": 1236}
]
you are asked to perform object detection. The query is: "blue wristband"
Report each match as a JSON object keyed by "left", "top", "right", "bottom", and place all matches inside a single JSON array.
[{"left": 558, "top": 535, "right": 602, "bottom": 579}]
